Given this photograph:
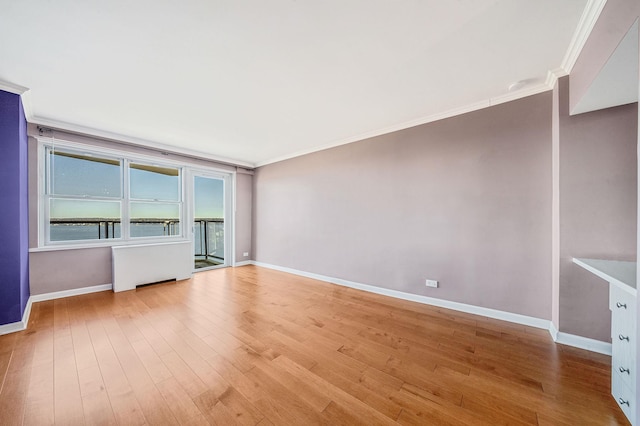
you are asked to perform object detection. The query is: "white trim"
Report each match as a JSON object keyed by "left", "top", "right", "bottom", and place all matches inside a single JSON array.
[
  {"left": 38, "top": 137, "right": 198, "bottom": 176},
  {"left": 226, "top": 173, "right": 235, "bottom": 268},
  {"left": 560, "top": 0, "right": 608, "bottom": 73},
  {"left": 488, "top": 83, "right": 552, "bottom": 108},
  {"left": 254, "top": 81, "right": 560, "bottom": 167},
  {"left": 30, "top": 284, "right": 113, "bottom": 302},
  {"left": 0, "top": 297, "right": 32, "bottom": 336},
  {"left": 0, "top": 80, "right": 34, "bottom": 121},
  {"left": 36, "top": 137, "right": 234, "bottom": 250},
  {"left": 254, "top": 99, "right": 489, "bottom": 167},
  {"left": 231, "top": 172, "right": 237, "bottom": 268},
  {"left": 186, "top": 169, "right": 235, "bottom": 272},
  {"left": 29, "top": 239, "right": 192, "bottom": 252},
  {"left": 251, "top": 261, "right": 550, "bottom": 330},
  {"left": 554, "top": 331, "right": 612, "bottom": 356},
  {"left": 0, "top": 80, "right": 29, "bottom": 95},
  {"left": 21, "top": 90, "right": 34, "bottom": 121},
  {"left": 549, "top": 321, "right": 559, "bottom": 341},
  {"left": 4, "top": 77, "right": 558, "bottom": 170},
  {"left": 30, "top": 116, "right": 253, "bottom": 168},
  {"left": 0, "top": 0, "right": 608, "bottom": 172},
  {"left": 250, "top": 261, "right": 615, "bottom": 355},
  {"left": 249, "top": 0, "right": 607, "bottom": 168},
  {"left": 234, "top": 260, "right": 253, "bottom": 267},
  {"left": 545, "top": 68, "right": 569, "bottom": 89}
]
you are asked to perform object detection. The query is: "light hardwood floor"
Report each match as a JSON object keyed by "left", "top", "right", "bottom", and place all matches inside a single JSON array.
[{"left": 0, "top": 265, "right": 629, "bottom": 425}]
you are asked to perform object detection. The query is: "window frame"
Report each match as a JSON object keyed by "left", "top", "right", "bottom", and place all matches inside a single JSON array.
[
  {"left": 127, "top": 160, "right": 183, "bottom": 239},
  {"left": 38, "top": 138, "right": 189, "bottom": 248}
]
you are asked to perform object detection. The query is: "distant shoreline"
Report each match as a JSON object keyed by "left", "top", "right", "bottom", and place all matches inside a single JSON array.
[{"left": 50, "top": 218, "right": 223, "bottom": 224}]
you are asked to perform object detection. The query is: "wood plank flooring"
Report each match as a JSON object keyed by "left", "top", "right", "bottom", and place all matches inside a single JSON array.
[{"left": 0, "top": 265, "right": 629, "bottom": 425}]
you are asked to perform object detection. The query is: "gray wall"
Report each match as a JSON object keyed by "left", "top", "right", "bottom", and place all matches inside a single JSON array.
[
  {"left": 28, "top": 129, "right": 253, "bottom": 295},
  {"left": 235, "top": 171, "right": 253, "bottom": 262},
  {"left": 558, "top": 77, "right": 638, "bottom": 342},
  {"left": 30, "top": 248, "right": 112, "bottom": 294},
  {"left": 253, "top": 93, "right": 553, "bottom": 319}
]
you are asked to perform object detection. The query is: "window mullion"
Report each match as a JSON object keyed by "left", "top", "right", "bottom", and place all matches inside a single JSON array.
[{"left": 122, "top": 159, "right": 130, "bottom": 241}]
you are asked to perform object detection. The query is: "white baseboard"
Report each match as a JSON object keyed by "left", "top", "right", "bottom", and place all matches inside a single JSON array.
[
  {"left": 0, "top": 283, "right": 115, "bottom": 336},
  {"left": 547, "top": 321, "right": 611, "bottom": 356},
  {"left": 250, "top": 261, "right": 613, "bottom": 356},
  {"left": 549, "top": 321, "right": 559, "bottom": 341},
  {"left": 554, "top": 331, "right": 612, "bottom": 356},
  {"left": 31, "top": 283, "right": 113, "bottom": 303},
  {"left": 252, "top": 261, "right": 550, "bottom": 330},
  {"left": 0, "top": 296, "right": 33, "bottom": 336},
  {"left": 234, "top": 260, "right": 253, "bottom": 267},
  {"left": 7, "top": 264, "right": 615, "bottom": 357}
]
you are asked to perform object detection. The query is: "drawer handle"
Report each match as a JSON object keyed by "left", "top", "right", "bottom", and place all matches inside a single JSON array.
[
  {"left": 619, "top": 367, "right": 631, "bottom": 374},
  {"left": 619, "top": 334, "right": 630, "bottom": 341},
  {"left": 616, "top": 302, "right": 627, "bottom": 309},
  {"left": 619, "top": 398, "right": 630, "bottom": 407}
]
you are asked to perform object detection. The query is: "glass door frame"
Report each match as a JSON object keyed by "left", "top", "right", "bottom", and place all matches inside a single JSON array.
[{"left": 185, "top": 169, "right": 234, "bottom": 272}]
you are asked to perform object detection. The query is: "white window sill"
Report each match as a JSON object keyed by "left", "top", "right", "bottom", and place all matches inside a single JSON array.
[{"left": 29, "top": 237, "right": 191, "bottom": 252}]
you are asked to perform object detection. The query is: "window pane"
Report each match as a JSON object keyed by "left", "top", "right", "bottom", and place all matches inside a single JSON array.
[
  {"left": 49, "top": 150, "right": 121, "bottom": 197},
  {"left": 208, "top": 220, "right": 224, "bottom": 258},
  {"left": 130, "top": 202, "right": 180, "bottom": 238},
  {"left": 130, "top": 163, "right": 180, "bottom": 201},
  {"left": 49, "top": 199, "right": 121, "bottom": 241}
]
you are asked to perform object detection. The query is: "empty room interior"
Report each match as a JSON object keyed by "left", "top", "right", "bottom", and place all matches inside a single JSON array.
[{"left": 1, "top": 0, "right": 640, "bottom": 424}]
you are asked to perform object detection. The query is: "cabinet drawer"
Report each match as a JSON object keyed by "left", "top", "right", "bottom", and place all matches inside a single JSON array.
[
  {"left": 610, "top": 284, "right": 636, "bottom": 319},
  {"left": 612, "top": 369, "right": 636, "bottom": 424},
  {"left": 613, "top": 352, "right": 636, "bottom": 393},
  {"left": 612, "top": 328, "right": 635, "bottom": 373},
  {"left": 612, "top": 315, "right": 636, "bottom": 353}
]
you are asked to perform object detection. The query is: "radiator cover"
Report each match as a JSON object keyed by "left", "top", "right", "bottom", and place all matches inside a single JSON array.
[{"left": 112, "top": 241, "right": 193, "bottom": 292}]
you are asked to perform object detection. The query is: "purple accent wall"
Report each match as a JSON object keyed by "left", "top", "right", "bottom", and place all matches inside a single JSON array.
[{"left": 0, "top": 90, "right": 29, "bottom": 325}]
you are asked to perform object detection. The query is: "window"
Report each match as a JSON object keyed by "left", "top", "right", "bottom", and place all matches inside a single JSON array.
[
  {"left": 44, "top": 145, "right": 183, "bottom": 245},
  {"left": 46, "top": 148, "right": 123, "bottom": 242},
  {"left": 129, "top": 163, "right": 181, "bottom": 238}
]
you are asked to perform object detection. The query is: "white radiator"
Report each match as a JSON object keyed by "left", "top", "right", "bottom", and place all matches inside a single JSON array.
[{"left": 112, "top": 241, "right": 193, "bottom": 292}]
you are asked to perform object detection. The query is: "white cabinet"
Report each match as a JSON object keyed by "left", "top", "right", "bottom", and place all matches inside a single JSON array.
[
  {"left": 573, "top": 258, "right": 637, "bottom": 425},
  {"left": 611, "top": 283, "right": 636, "bottom": 422}
]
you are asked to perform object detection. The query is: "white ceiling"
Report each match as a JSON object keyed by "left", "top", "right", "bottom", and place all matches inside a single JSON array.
[{"left": 0, "top": 0, "right": 592, "bottom": 167}]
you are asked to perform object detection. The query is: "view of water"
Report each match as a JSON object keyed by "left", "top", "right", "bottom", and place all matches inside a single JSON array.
[
  {"left": 49, "top": 222, "right": 224, "bottom": 259},
  {"left": 50, "top": 223, "right": 177, "bottom": 241}
]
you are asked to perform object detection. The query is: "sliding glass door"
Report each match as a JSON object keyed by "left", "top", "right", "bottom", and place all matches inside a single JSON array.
[{"left": 192, "top": 173, "right": 228, "bottom": 270}]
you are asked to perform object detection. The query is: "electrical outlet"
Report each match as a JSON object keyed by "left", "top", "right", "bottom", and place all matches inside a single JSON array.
[
  {"left": 426, "top": 279, "right": 438, "bottom": 288},
  {"left": 243, "top": 252, "right": 249, "bottom": 257}
]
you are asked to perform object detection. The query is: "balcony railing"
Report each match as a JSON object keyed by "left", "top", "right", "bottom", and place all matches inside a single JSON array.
[
  {"left": 49, "top": 218, "right": 179, "bottom": 239},
  {"left": 194, "top": 218, "right": 224, "bottom": 267},
  {"left": 49, "top": 218, "right": 224, "bottom": 268}
]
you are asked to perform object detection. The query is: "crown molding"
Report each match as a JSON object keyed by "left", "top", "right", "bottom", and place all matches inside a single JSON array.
[
  {"left": 545, "top": 68, "right": 569, "bottom": 88},
  {"left": 254, "top": 98, "right": 490, "bottom": 167},
  {"left": 0, "top": 79, "right": 253, "bottom": 168},
  {"left": 2, "top": 0, "right": 607, "bottom": 171},
  {"left": 0, "top": 79, "right": 34, "bottom": 120},
  {"left": 0, "top": 80, "right": 29, "bottom": 95},
  {"left": 561, "top": 0, "right": 608, "bottom": 73},
  {"left": 254, "top": 82, "right": 559, "bottom": 167},
  {"left": 29, "top": 115, "right": 254, "bottom": 169},
  {"left": 489, "top": 83, "right": 551, "bottom": 107}
]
